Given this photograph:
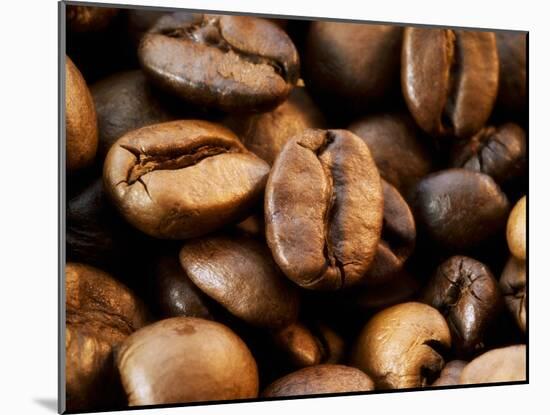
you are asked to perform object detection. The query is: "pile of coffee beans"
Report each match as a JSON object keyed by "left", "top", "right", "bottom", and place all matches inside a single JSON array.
[{"left": 64, "top": 5, "right": 527, "bottom": 412}]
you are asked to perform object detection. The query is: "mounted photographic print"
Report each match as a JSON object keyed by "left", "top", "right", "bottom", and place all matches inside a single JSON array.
[{"left": 59, "top": 1, "right": 528, "bottom": 413}]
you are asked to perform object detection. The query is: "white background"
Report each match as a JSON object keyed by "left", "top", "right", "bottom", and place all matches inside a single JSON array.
[{"left": 0, "top": 0, "right": 545, "bottom": 413}]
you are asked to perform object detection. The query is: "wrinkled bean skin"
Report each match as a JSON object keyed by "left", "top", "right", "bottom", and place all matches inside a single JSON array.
[
  {"left": 451, "top": 123, "right": 526, "bottom": 185},
  {"left": 265, "top": 129, "right": 383, "bottom": 290},
  {"left": 179, "top": 234, "right": 300, "bottom": 328},
  {"left": 305, "top": 22, "right": 402, "bottom": 112},
  {"left": 91, "top": 70, "right": 180, "bottom": 158},
  {"left": 507, "top": 196, "right": 526, "bottom": 260},
  {"left": 352, "top": 302, "right": 451, "bottom": 389},
  {"left": 431, "top": 360, "right": 467, "bottom": 386},
  {"left": 460, "top": 345, "right": 526, "bottom": 384},
  {"left": 348, "top": 113, "right": 433, "bottom": 199},
  {"left": 262, "top": 365, "right": 375, "bottom": 397},
  {"left": 423, "top": 256, "right": 503, "bottom": 356},
  {"left": 66, "top": 56, "right": 98, "bottom": 171},
  {"left": 116, "top": 317, "right": 259, "bottom": 405},
  {"left": 500, "top": 256, "right": 526, "bottom": 333},
  {"left": 65, "top": 263, "right": 148, "bottom": 411},
  {"left": 224, "top": 87, "right": 326, "bottom": 165},
  {"left": 139, "top": 13, "right": 299, "bottom": 112},
  {"left": 103, "top": 120, "right": 270, "bottom": 239},
  {"left": 402, "top": 28, "right": 498, "bottom": 138},
  {"left": 412, "top": 169, "right": 510, "bottom": 251}
]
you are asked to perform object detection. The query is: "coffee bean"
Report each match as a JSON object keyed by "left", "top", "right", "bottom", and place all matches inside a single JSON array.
[
  {"left": 66, "top": 56, "right": 98, "bottom": 171},
  {"left": 65, "top": 263, "right": 148, "bottom": 411},
  {"left": 431, "top": 360, "right": 467, "bottom": 386},
  {"left": 349, "top": 113, "right": 433, "bottom": 199},
  {"left": 154, "top": 255, "right": 215, "bottom": 320},
  {"left": 223, "top": 87, "right": 326, "bottom": 165},
  {"left": 91, "top": 70, "right": 180, "bottom": 159},
  {"left": 352, "top": 302, "right": 451, "bottom": 389},
  {"left": 305, "top": 22, "right": 402, "bottom": 113},
  {"left": 402, "top": 28, "right": 498, "bottom": 138},
  {"left": 459, "top": 345, "right": 526, "bottom": 384},
  {"left": 500, "top": 256, "right": 526, "bottom": 333},
  {"left": 412, "top": 169, "right": 510, "bottom": 251},
  {"left": 507, "top": 196, "right": 526, "bottom": 260},
  {"left": 179, "top": 233, "right": 300, "bottom": 328},
  {"left": 451, "top": 123, "right": 526, "bottom": 185},
  {"left": 495, "top": 32, "right": 527, "bottom": 118},
  {"left": 265, "top": 129, "right": 383, "bottom": 290},
  {"left": 422, "top": 256, "right": 503, "bottom": 356},
  {"left": 103, "top": 120, "right": 270, "bottom": 239},
  {"left": 115, "top": 317, "right": 259, "bottom": 405},
  {"left": 67, "top": 6, "right": 119, "bottom": 33},
  {"left": 139, "top": 13, "right": 299, "bottom": 112},
  {"left": 271, "top": 323, "right": 323, "bottom": 367},
  {"left": 262, "top": 365, "right": 375, "bottom": 397}
]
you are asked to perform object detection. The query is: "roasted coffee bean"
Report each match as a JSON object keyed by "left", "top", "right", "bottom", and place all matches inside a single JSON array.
[
  {"left": 179, "top": 233, "right": 300, "bottom": 328},
  {"left": 67, "top": 6, "right": 119, "bottom": 33},
  {"left": 431, "top": 360, "right": 467, "bottom": 386},
  {"left": 265, "top": 129, "right": 383, "bottom": 290},
  {"left": 91, "top": 70, "right": 179, "bottom": 158},
  {"left": 451, "top": 123, "right": 526, "bottom": 185},
  {"left": 103, "top": 120, "right": 270, "bottom": 239},
  {"left": 352, "top": 302, "right": 451, "bottom": 389},
  {"left": 422, "top": 256, "right": 503, "bottom": 356},
  {"left": 272, "top": 323, "right": 323, "bottom": 367},
  {"left": 154, "top": 255, "right": 214, "bottom": 320},
  {"left": 500, "top": 256, "right": 526, "bottom": 333},
  {"left": 304, "top": 22, "right": 402, "bottom": 112},
  {"left": 349, "top": 113, "right": 433, "bottom": 199},
  {"left": 223, "top": 87, "right": 326, "bottom": 165},
  {"left": 460, "top": 345, "right": 526, "bottom": 384},
  {"left": 402, "top": 28, "right": 498, "bottom": 138},
  {"left": 67, "top": 178, "right": 145, "bottom": 270},
  {"left": 139, "top": 13, "right": 299, "bottom": 112},
  {"left": 495, "top": 32, "right": 527, "bottom": 118},
  {"left": 262, "top": 365, "right": 375, "bottom": 397},
  {"left": 66, "top": 56, "right": 98, "bottom": 171},
  {"left": 65, "top": 263, "right": 148, "bottom": 411},
  {"left": 507, "top": 196, "right": 526, "bottom": 260},
  {"left": 412, "top": 169, "right": 509, "bottom": 251},
  {"left": 116, "top": 317, "right": 259, "bottom": 405}
]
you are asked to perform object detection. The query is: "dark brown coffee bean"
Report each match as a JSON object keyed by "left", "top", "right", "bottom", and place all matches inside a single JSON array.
[
  {"left": 265, "top": 129, "right": 383, "bottom": 290},
  {"left": 272, "top": 323, "right": 323, "bottom": 367},
  {"left": 495, "top": 32, "right": 527, "bottom": 117},
  {"left": 154, "top": 255, "right": 214, "bottom": 320},
  {"left": 179, "top": 234, "right": 300, "bottom": 328},
  {"left": 507, "top": 196, "right": 526, "bottom": 260},
  {"left": 116, "top": 317, "right": 259, "bottom": 405},
  {"left": 431, "top": 360, "right": 467, "bottom": 386},
  {"left": 402, "top": 28, "right": 498, "bottom": 138},
  {"left": 348, "top": 113, "right": 433, "bottom": 199},
  {"left": 65, "top": 263, "right": 148, "bottom": 411},
  {"left": 91, "top": 70, "right": 179, "bottom": 158},
  {"left": 103, "top": 120, "right": 270, "bottom": 239},
  {"left": 500, "top": 256, "right": 526, "bottom": 333},
  {"left": 423, "top": 256, "right": 503, "bottom": 356},
  {"left": 67, "top": 178, "right": 145, "bottom": 270},
  {"left": 223, "top": 87, "right": 326, "bottom": 165},
  {"left": 67, "top": 6, "right": 119, "bottom": 33},
  {"left": 459, "top": 345, "right": 526, "bottom": 384},
  {"left": 139, "top": 13, "right": 299, "bottom": 112},
  {"left": 412, "top": 169, "right": 510, "bottom": 251},
  {"left": 304, "top": 22, "right": 402, "bottom": 111},
  {"left": 66, "top": 56, "right": 98, "bottom": 171},
  {"left": 451, "top": 123, "right": 526, "bottom": 185},
  {"left": 262, "top": 365, "right": 375, "bottom": 397},
  {"left": 352, "top": 302, "right": 451, "bottom": 389}
]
